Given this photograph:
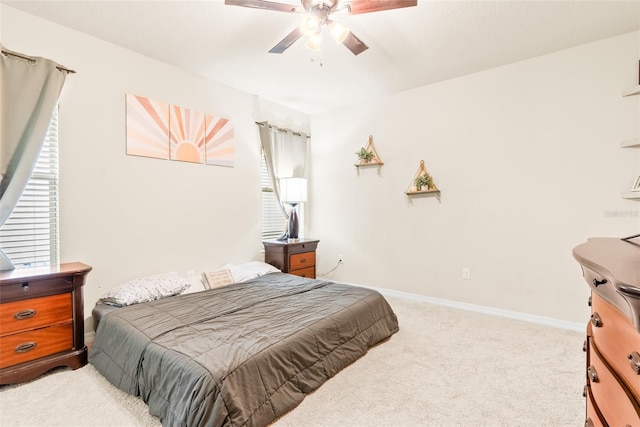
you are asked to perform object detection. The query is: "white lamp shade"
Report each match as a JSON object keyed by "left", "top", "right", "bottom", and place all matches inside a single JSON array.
[{"left": 280, "top": 177, "right": 307, "bottom": 203}]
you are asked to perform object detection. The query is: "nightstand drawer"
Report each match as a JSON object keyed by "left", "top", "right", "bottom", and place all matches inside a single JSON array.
[
  {"left": 290, "top": 252, "right": 315, "bottom": 270},
  {"left": 0, "top": 276, "right": 74, "bottom": 304},
  {"left": 290, "top": 266, "right": 315, "bottom": 279},
  {"left": 0, "top": 293, "right": 72, "bottom": 336},
  {"left": 0, "top": 322, "right": 73, "bottom": 369}
]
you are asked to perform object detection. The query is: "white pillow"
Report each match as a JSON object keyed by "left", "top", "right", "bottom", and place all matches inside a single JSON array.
[
  {"left": 225, "top": 261, "right": 280, "bottom": 283},
  {"left": 99, "top": 272, "right": 190, "bottom": 306},
  {"left": 200, "top": 262, "right": 281, "bottom": 288},
  {"left": 181, "top": 274, "right": 207, "bottom": 294}
]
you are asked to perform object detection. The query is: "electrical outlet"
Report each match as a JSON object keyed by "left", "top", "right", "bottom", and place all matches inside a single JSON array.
[
  {"left": 338, "top": 254, "right": 344, "bottom": 264},
  {"left": 462, "top": 268, "right": 471, "bottom": 280}
]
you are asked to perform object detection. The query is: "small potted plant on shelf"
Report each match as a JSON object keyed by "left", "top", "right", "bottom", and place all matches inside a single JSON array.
[
  {"left": 415, "top": 172, "right": 434, "bottom": 191},
  {"left": 355, "top": 147, "right": 375, "bottom": 163}
]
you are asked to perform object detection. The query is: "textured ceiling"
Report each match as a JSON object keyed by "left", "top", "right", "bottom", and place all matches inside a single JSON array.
[{"left": 3, "top": 0, "right": 640, "bottom": 114}]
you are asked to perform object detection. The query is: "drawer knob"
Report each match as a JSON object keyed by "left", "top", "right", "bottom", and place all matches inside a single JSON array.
[
  {"left": 592, "top": 278, "right": 607, "bottom": 287},
  {"left": 13, "top": 309, "right": 36, "bottom": 320},
  {"left": 14, "top": 342, "right": 37, "bottom": 353},
  {"left": 590, "top": 312, "right": 602, "bottom": 327},
  {"left": 628, "top": 352, "right": 640, "bottom": 374},
  {"left": 587, "top": 365, "right": 598, "bottom": 383},
  {"left": 22, "top": 282, "right": 29, "bottom": 291}
]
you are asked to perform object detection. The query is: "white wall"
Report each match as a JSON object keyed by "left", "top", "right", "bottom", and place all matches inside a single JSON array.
[
  {"left": 2, "top": 4, "right": 638, "bottom": 328},
  {"left": 309, "top": 31, "right": 640, "bottom": 324},
  {"left": 1, "top": 5, "right": 310, "bottom": 326}
]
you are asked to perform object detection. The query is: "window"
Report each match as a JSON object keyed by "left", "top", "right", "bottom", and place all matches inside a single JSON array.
[
  {"left": 0, "top": 107, "right": 59, "bottom": 268},
  {"left": 261, "top": 152, "right": 304, "bottom": 241}
]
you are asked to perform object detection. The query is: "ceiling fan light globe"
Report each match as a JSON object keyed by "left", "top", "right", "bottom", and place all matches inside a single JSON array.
[
  {"left": 299, "top": 15, "right": 320, "bottom": 36},
  {"left": 305, "top": 34, "right": 322, "bottom": 52}
]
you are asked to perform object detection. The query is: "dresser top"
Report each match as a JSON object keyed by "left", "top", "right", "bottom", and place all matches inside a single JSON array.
[
  {"left": 573, "top": 237, "right": 640, "bottom": 289},
  {"left": 0, "top": 262, "right": 92, "bottom": 284}
]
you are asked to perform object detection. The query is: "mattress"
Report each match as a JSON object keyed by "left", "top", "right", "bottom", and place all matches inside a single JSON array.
[{"left": 89, "top": 273, "right": 399, "bottom": 426}]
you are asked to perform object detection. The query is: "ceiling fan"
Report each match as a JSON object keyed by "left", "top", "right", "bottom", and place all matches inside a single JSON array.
[{"left": 225, "top": 0, "right": 417, "bottom": 55}]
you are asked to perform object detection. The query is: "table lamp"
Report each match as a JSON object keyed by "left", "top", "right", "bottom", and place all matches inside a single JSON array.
[{"left": 279, "top": 177, "right": 307, "bottom": 240}]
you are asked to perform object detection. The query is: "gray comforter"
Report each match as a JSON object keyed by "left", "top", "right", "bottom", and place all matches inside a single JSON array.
[{"left": 89, "top": 273, "right": 399, "bottom": 426}]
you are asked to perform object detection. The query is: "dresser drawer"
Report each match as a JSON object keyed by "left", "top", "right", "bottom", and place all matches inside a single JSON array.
[
  {"left": 290, "top": 266, "right": 315, "bottom": 279},
  {"left": 0, "top": 293, "right": 72, "bottom": 336},
  {"left": 590, "top": 293, "right": 640, "bottom": 399},
  {"left": 0, "top": 322, "right": 73, "bottom": 369},
  {"left": 289, "top": 252, "right": 315, "bottom": 270},
  {"left": 588, "top": 340, "right": 640, "bottom": 425},
  {"left": 584, "top": 266, "right": 633, "bottom": 320},
  {"left": 585, "top": 383, "right": 606, "bottom": 427}
]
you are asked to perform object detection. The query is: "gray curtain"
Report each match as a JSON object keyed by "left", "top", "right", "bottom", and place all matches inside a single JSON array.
[
  {"left": 257, "top": 121, "right": 309, "bottom": 221},
  {"left": 0, "top": 45, "right": 69, "bottom": 270}
]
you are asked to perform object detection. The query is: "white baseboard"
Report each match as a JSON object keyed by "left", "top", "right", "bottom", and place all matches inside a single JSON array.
[{"left": 347, "top": 282, "right": 585, "bottom": 332}]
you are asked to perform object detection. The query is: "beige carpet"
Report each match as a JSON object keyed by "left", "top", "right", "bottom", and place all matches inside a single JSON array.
[{"left": 0, "top": 296, "right": 585, "bottom": 426}]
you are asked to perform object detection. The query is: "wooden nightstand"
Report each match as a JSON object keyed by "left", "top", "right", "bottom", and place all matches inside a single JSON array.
[
  {"left": 0, "top": 262, "right": 92, "bottom": 385},
  {"left": 263, "top": 239, "right": 319, "bottom": 279}
]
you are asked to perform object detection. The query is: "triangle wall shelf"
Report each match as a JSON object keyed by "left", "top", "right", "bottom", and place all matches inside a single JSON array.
[
  {"left": 405, "top": 160, "right": 440, "bottom": 197},
  {"left": 620, "top": 67, "right": 640, "bottom": 200},
  {"left": 355, "top": 135, "right": 384, "bottom": 167}
]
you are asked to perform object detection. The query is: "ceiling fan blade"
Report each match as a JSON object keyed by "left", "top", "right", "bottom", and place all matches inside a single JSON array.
[
  {"left": 269, "top": 27, "right": 304, "bottom": 53},
  {"left": 341, "top": 31, "right": 369, "bottom": 55},
  {"left": 224, "top": 0, "right": 300, "bottom": 13},
  {"left": 341, "top": 0, "right": 417, "bottom": 14}
]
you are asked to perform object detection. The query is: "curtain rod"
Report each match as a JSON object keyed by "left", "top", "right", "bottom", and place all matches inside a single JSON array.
[
  {"left": 255, "top": 121, "right": 310, "bottom": 139},
  {"left": 1, "top": 49, "right": 76, "bottom": 74}
]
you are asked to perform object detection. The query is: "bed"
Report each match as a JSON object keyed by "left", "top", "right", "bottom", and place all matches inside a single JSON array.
[{"left": 89, "top": 272, "right": 399, "bottom": 426}]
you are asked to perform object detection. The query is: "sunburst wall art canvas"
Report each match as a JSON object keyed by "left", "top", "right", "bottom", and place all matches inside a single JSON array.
[
  {"left": 125, "top": 94, "right": 170, "bottom": 159},
  {"left": 205, "top": 115, "right": 235, "bottom": 167},
  {"left": 169, "top": 106, "right": 206, "bottom": 164}
]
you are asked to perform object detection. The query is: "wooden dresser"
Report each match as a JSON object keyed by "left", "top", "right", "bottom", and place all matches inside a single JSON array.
[
  {"left": 263, "top": 239, "right": 319, "bottom": 279},
  {"left": 0, "top": 262, "right": 92, "bottom": 385},
  {"left": 573, "top": 238, "right": 640, "bottom": 426}
]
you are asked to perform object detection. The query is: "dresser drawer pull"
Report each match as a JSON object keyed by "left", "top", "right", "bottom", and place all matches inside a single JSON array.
[
  {"left": 22, "top": 282, "right": 29, "bottom": 291},
  {"left": 587, "top": 365, "right": 598, "bottom": 383},
  {"left": 13, "top": 309, "right": 36, "bottom": 320},
  {"left": 590, "top": 312, "right": 602, "bottom": 327},
  {"left": 628, "top": 352, "right": 640, "bottom": 374},
  {"left": 14, "top": 342, "right": 37, "bottom": 353},
  {"left": 592, "top": 278, "right": 607, "bottom": 287},
  {"left": 298, "top": 258, "right": 307, "bottom": 263}
]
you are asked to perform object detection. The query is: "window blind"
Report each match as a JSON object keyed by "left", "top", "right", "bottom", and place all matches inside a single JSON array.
[
  {"left": 261, "top": 153, "right": 304, "bottom": 241},
  {"left": 0, "top": 107, "right": 59, "bottom": 268}
]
